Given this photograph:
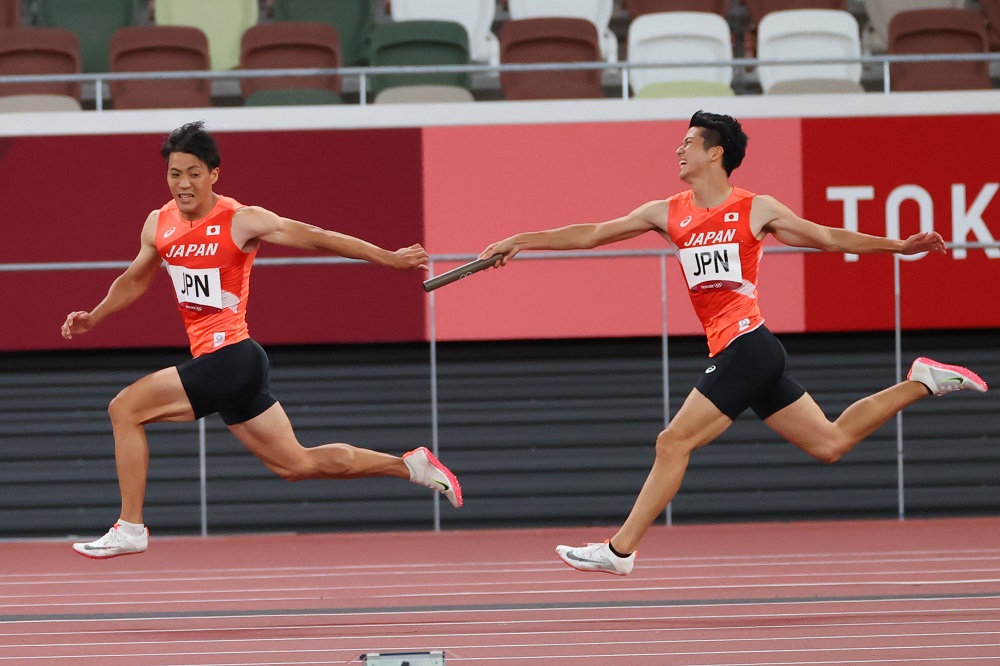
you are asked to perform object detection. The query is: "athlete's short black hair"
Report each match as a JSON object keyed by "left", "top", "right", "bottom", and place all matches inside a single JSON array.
[
  {"left": 160, "top": 121, "right": 220, "bottom": 170},
  {"left": 689, "top": 111, "right": 747, "bottom": 176}
]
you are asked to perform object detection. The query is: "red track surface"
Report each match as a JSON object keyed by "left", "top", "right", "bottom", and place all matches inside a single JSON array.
[{"left": 2, "top": 517, "right": 1000, "bottom": 664}]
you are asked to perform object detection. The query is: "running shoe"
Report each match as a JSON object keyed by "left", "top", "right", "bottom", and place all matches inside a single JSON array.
[
  {"left": 556, "top": 540, "right": 635, "bottom": 576},
  {"left": 403, "top": 447, "right": 463, "bottom": 508},
  {"left": 907, "top": 357, "right": 988, "bottom": 396},
  {"left": 72, "top": 523, "right": 148, "bottom": 559}
]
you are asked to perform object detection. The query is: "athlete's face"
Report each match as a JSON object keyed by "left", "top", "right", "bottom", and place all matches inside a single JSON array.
[
  {"left": 167, "top": 152, "right": 219, "bottom": 221},
  {"left": 676, "top": 128, "right": 718, "bottom": 182}
]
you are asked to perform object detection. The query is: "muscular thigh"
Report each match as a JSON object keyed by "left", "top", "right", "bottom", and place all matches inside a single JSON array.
[{"left": 116, "top": 366, "right": 196, "bottom": 424}]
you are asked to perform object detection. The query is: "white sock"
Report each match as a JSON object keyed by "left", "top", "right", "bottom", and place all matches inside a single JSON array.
[{"left": 117, "top": 519, "right": 145, "bottom": 537}]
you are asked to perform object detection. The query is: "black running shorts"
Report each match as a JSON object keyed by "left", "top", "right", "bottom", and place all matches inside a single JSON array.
[
  {"left": 695, "top": 326, "right": 806, "bottom": 421},
  {"left": 176, "top": 338, "right": 277, "bottom": 425}
]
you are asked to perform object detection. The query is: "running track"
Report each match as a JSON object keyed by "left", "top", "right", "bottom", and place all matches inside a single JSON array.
[{"left": 2, "top": 517, "right": 999, "bottom": 665}]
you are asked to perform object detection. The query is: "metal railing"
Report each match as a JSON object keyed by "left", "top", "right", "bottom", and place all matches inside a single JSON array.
[
  {"left": 2, "top": 241, "right": 997, "bottom": 534},
  {"left": 1, "top": 51, "right": 999, "bottom": 109}
]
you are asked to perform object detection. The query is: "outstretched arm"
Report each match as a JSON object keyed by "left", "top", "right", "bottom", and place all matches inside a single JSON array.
[
  {"left": 478, "top": 200, "right": 671, "bottom": 266},
  {"left": 231, "top": 206, "right": 427, "bottom": 271},
  {"left": 61, "top": 212, "right": 163, "bottom": 339},
  {"left": 752, "top": 195, "right": 946, "bottom": 255}
]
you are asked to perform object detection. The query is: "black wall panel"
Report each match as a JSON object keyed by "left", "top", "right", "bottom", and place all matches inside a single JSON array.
[{"left": 1, "top": 330, "right": 996, "bottom": 538}]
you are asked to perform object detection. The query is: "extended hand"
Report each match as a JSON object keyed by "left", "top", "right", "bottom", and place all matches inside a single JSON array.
[
  {"left": 900, "top": 231, "right": 946, "bottom": 255},
  {"left": 391, "top": 244, "right": 429, "bottom": 271},
  {"left": 479, "top": 237, "right": 519, "bottom": 266},
  {"left": 61, "top": 311, "right": 95, "bottom": 339}
]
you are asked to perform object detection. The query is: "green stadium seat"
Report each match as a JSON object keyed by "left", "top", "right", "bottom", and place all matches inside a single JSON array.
[
  {"left": 272, "top": 0, "right": 373, "bottom": 67},
  {"left": 33, "top": 0, "right": 138, "bottom": 73},
  {"left": 368, "top": 20, "right": 470, "bottom": 96},
  {"left": 154, "top": 0, "right": 259, "bottom": 70},
  {"left": 244, "top": 88, "right": 343, "bottom": 106}
]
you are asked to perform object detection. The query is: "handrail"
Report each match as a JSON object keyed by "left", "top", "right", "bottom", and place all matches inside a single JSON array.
[
  {"left": 1, "top": 242, "right": 995, "bottom": 273},
  {"left": 2, "top": 51, "right": 998, "bottom": 108}
]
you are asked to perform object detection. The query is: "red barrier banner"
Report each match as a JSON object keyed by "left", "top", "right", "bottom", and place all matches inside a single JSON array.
[{"left": 802, "top": 116, "right": 1000, "bottom": 331}]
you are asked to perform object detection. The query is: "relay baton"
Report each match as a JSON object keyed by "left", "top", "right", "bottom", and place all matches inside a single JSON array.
[{"left": 422, "top": 254, "right": 503, "bottom": 292}]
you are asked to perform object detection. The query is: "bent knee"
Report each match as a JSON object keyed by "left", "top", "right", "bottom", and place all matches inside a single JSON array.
[
  {"left": 805, "top": 436, "right": 849, "bottom": 464},
  {"left": 654, "top": 427, "right": 702, "bottom": 458},
  {"left": 108, "top": 390, "right": 138, "bottom": 427},
  {"left": 274, "top": 458, "right": 315, "bottom": 482}
]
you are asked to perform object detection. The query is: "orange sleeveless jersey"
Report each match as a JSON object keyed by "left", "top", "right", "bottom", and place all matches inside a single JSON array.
[
  {"left": 666, "top": 187, "right": 764, "bottom": 357},
  {"left": 155, "top": 196, "right": 255, "bottom": 357}
]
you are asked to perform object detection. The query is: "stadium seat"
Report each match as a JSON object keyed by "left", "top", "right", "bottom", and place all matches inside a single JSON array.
[
  {"left": 240, "top": 21, "right": 341, "bottom": 106},
  {"left": 863, "top": 0, "right": 965, "bottom": 53},
  {"left": 154, "top": 0, "right": 258, "bottom": 70},
  {"left": 888, "top": 8, "right": 992, "bottom": 92},
  {"left": 627, "top": 12, "right": 734, "bottom": 97},
  {"left": 0, "top": 0, "right": 21, "bottom": 29},
  {"left": 0, "top": 93, "right": 82, "bottom": 111},
  {"left": 507, "top": 0, "right": 618, "bottom": 63},
  {"left": 374, "top": 84, "right": 475, "bottom": 103},
  {"left": 0, "top": 28, "right": 81, "bottom": 99},
  {"left": 34, "top": 0, "right": 138, "bottom": 73},
  {"left": 368, "top": 20, "right": 470, "bottom": 96},
  {"left": 272, "top": 0, "right": 373, "bottom": 67},
  {"left": 983, "top": 0, "right": 1000, "bottom": 50},
  {"left": 756, "top": 9, "right": 863, "bottom": 94},
  {"left": 499, "top": 17, "right": 605, "bottom": 100},
  {"left": 622, "top": 0, "right": 730, "bottom": 19},
  {"left": 743, "top": 0, "right": 847, "bottom": 56},
  {"left": 109, "top": 25, "right": 211, "bottom": 109},
  {"left": 390, "top": 0, "right": 499, "bottom": 66}
]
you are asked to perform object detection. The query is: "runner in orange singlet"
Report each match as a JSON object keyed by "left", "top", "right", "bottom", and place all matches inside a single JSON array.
[
  {"left": 62, "top": 122, "right": 462, "bottom": 559},
  {"left": 479, "top": 111, "right": 988, "bottom": 575}
]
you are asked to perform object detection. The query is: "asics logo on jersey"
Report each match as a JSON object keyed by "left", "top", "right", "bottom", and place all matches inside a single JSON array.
[
  {"left": 679, "top": 215, "right": 693, "bottom": 228},
  {"left": 163, "top": 227, "right": 176, "bottom": 238}
]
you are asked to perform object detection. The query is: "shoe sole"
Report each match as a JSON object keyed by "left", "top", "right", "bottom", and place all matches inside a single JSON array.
[
  {"left": 909, "top": 357, "right": 989, "bottom": 392},
  {"left": 72, "top": 548, "right": 145, "bottom": 560},
  {"left": 555, "top": 547, "right": 629, "bottom": 576},
  {"left": 405, "top": 447, "right": 463, "bottom": 508}
]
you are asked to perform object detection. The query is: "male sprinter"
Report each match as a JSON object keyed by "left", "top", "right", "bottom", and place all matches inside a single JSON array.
[
  {"left": 479, "top": 111, "right": 987, "bottom": 575},
  {"left": 63, "top": 121, "right": 462, "bottom": 559}
]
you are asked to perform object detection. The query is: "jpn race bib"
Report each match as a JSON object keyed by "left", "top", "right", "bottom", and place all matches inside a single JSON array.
[
  {"left": 167, "top": 265, "right": 223, "bottom": 309},
  {"left": 678, "top": 243, "right": 743, "bottom": 292}
]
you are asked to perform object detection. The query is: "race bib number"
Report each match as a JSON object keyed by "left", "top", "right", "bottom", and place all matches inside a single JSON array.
[
  {"left": 167, "top": 265, "right": 223, "bottom": 309},
  {"left": 678, "top": 243, "right": 743, "bottom": 292}
]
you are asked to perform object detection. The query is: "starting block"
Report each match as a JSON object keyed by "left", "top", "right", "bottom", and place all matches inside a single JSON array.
[{"left": 359, "top": 651, "right": 445, "bottom": 666}]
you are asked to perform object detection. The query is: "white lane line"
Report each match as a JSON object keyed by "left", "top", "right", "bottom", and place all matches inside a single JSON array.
[
  {"left": 4, "top": 550, "right": 1000, "bottom": 583},
  {"left": 4, "top": 568, "right": 1000, "bottom": 602},
  {"left": 6, "top": 578, "right": 1000, "bottom": 611},
  {"left": 5, "top": 566, "right": 1000, "bottom": 594},
  {"left": 5, "top": 626, "right": 1000, "bottom": 651},
  {"left": 375, "top": 579, "right": 1000, "bottom": 600}
]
